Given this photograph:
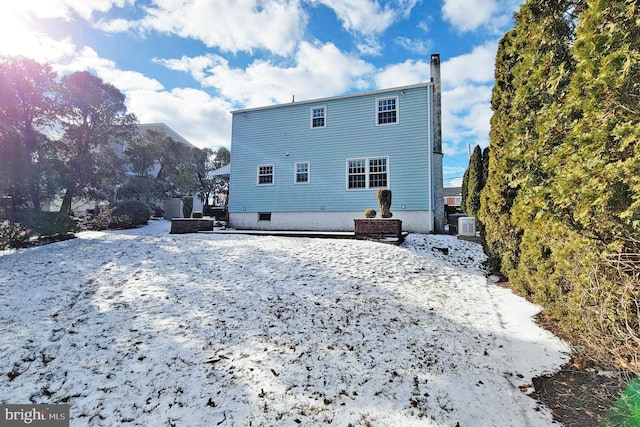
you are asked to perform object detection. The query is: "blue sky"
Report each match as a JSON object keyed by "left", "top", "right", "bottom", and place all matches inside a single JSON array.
[{"left": 0, "top": 0, "right": 523, "bottom": 187}]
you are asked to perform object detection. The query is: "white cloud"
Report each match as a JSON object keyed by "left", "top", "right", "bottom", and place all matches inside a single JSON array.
[
  {"left": 441, "top": 86, "right": 492, "bottom": 153},
  {"left": 374, "top": 59, "right": 430, "bottom": 89},
  {"left": 441, "top": 41, "right": 497, "bottom": 88},
  {"left": 312, "top": 0, "right": 419, "bottom": 35},
  {"left": 442, "top": 0, "right": 497, "bottom": 32},
  {"left": 314, "top": 0, "right": 395, "bottom": 34},
  {"left": 155, "top": 41, "right": 375, "bottom": 108},
  {"left": 417, "top": 16, "right": 433, "bottom": 32},
  {"left": 0, "top": 0, "right": 133, "bottom": 21},
  {"left": 126, "top": 88, "right": 233, "bottom": 150},
  {"left": 437, "top": 41, "right": 496, "bottom": 153},
  {"left": 442, "top": 0, "right": 523, "bottom": 33},
  {"left": 395, "top": 36, "right": 433, "bottom": 55},
  {"left": 110, "top": 0, "right": 306, "bottom": 56},
  {"left": 0, "top": 1, "right": 136, "bottom": 60},
  {"left": 46, "top": 46, "right": 164, "bottom": 93},
  {"left": 94, "top": 17, "right": 135, "bottom": 32}
]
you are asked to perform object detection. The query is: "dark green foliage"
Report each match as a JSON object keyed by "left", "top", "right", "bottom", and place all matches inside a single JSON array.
[
  {"left": 481, "top": 147, "right": 490, "bottom": 185},
  {"left": 14, "top": 210, "right": 77, "bottom": 236},
  {"left": 182, "top": 197, "right": 193, "bottom": 218},
  {"left": 461, "top": 145, "right": 484, "bottom": 216},
  {"left": 110, "top": 200, "right": 151, "bottom": 228},
  {"left": 150, "top": 205, "right": 164, "bottom": 218},
  {"left": 77, "top": 211, "right": 112, "bottom": 231},
  {"left": 377, "top": 189, "right": 392, "bottom": 218},
  {"left": 482, "top": 0, "right": 639, "bottom": 372},
  {"left": 364, "top": 209, "right": 377, "bottom": 218},
  {"left": 607, "top": 377, "right": 640, "bottom": 427},
  {"left": 0, "top": 57, "right": 60, "bottom": 212},
  {"left": 0, "top": 220, "right": 31, "bottom": 249},
  {"left": 57, "top": 71, "right": 136, "bottom": 214},
  {"left": 214, "top": 146, "right": 231, "bottom": 167}
]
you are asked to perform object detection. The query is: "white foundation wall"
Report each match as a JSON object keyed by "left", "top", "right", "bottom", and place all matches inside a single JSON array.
[{"left": 230, "top": 211, "right": 434, "bottom": 233}]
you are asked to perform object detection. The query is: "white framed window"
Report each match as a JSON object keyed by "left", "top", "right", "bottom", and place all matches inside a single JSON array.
[
  {"left": 346, "top": 157, "right": 389, "bottom": 190},
  {"left": 310, "top": 106, "right": 326, "bottom": 128},
  {"left": 295, "top": 162, "right": 310, "bottom": 184},
  {"left": 257, "top": 164, "right": 274, "bottom": 185},
  {"left": 376, "top": 96, "right": 398, "bottom": 125}
]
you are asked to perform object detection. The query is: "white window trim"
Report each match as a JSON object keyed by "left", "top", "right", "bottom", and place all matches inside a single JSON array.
[
  {"left": 294, "top": 161, "right": 310, "bottom": 184},
  {"left": 345, "top": 156, "right": 390, "bottom": 190},
  {"left": 256, "top": 164, "right": 274, "bottom": 186},
  {"left": 375, "top": 96, "right": 399, "bottom": 126},
  {"left": 310, "top": 106, "right": 327, "bottom": 129}
]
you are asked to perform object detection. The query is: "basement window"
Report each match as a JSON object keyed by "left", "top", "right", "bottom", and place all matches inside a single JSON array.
[{"left": 258, "top": 212, "right": 271, "bottom": 221}]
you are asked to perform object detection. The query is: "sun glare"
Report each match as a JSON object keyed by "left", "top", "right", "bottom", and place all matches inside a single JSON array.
[{"left": 0, "top": 3, "right": 60, "bottom": 60}]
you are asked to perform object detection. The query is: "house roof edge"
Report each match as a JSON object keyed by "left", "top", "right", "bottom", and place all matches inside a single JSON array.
[{"left": 230, "top": 82, "right": 433, "bottom": 114}]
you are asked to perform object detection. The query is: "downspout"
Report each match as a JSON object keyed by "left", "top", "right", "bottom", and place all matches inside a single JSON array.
[{"left": 430, "top": 53, "right": 445, "bottom": 234}]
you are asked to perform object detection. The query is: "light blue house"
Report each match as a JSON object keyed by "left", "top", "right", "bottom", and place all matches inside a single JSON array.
[{"left": 228, "top": 55, "right": 444, "bottom": 233}]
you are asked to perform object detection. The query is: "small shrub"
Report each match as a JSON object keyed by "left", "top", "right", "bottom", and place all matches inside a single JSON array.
[
  {"left": 109, "top": 215, "right": 134, "bottom": 229},
  {"left": 110, "top": 200, "right": 151, "bottom": 227},
  {"left": 151, "top": 204, "right": 164, "bottom": 218},
  {"left": 364, "top": 209, "right": 377, "bottom": 218},
  {"left": 78, "top": 209, "right": 113, "bottom": 231},
  {"left": 0, "top": 220, "right": 32, "bottom": 249},
  {"left": 182, "top": 197, "right": 193, "bottom": 218},
  {"left": 14, "top": 210, "right": 77, "bottom": 236}
]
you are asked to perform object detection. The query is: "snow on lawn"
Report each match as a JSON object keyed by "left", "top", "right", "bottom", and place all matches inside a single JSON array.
[{"left": 0, "top": 220, "right": 570, "bottom": 426}]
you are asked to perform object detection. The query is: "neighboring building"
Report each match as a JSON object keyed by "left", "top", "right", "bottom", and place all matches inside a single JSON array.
[
  {"left": 47, "top": 123, "right": 194, "bottom": 214},
  {"left": 444, "top": 187, "right": 462, "bottom": 208},
  {"left": 113, "top": 123, "right": 195, "bottom": 177},
  {"left": 228, "top": 56, "right": 443, "bottom": 233},
  {"left": 137, "top": 123, "right": 194, "bottom": 148}
]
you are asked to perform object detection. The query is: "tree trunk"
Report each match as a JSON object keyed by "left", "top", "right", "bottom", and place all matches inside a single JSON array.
[{"left": 59, "top": 188, "right": 73, "bottom": 215}]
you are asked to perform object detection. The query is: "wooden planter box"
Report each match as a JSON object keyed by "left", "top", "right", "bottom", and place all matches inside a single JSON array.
[{"left": 354, "top": 218, "right": 403, "bottom": 242}]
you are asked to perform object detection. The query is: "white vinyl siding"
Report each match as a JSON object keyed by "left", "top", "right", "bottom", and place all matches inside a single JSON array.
[
  {"left": 376, "top": 96, "right": 398, "bottom": 125},
  {"left": 257, "top": 164, "right": 274, "bottom": 185},
  {"left": 346, "top": 157, "right": 389, "bottom": 190}
]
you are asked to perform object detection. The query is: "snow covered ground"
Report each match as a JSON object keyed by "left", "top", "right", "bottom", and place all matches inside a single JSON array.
[{"left": 0, "top": 220, "right": 570, "bottom": 426}]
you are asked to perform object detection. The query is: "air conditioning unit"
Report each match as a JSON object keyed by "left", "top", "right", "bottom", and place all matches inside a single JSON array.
[{"left": 458, "top": 216, "right": 477, "bottom": 236}]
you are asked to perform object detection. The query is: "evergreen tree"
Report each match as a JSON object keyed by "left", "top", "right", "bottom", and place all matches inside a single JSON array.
[
  {"left": 550, "top": 0, "right": 639, "bottom": 246},
  {"left": 0, "top": 57, "right": 60, "bottom": 211},
  {"left": 479, "top": 29, "right": 524, "bottom": 274},
  {"left": 480, "top": 0, "right": 579, "bottom": 291},
  {"left": 481, "top": 146, "right": 490, "bottom": 186},
  {"left": 57, "top": 71, "right": 138, "bottom": 214},
  {"left": 462, "top": 145, "right": 484, "bottom": 216},
  {"left": 545, "top": 0, "right": 640, "bottom": 370},
  {"left": 460, "top": 166, "right": 469, "bottom": 214}
]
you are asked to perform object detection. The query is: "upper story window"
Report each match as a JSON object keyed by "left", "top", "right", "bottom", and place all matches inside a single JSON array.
[
  {"left": 257, "top": 164, "right": 274, "bottom": 185},
  {"left": 311, "top": 106, "right": 326, "bottom": 128},
  {"left": 376, "top": 97, "right": 398, "bottom": 125},
  {"left": 295, "top": 162, "right": 309, "bottom": 184},
  {"left": 347, "top": 157, "right": 389, "bottom": 190}
]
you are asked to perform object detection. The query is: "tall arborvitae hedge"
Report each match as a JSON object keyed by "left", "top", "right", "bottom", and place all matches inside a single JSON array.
[
  {"left": 481, "top": 0, "right": 639, "bottom": 371},
  {"left": 480, "top": 30, "right": 524, "bottom": 273},
  {"left": 547, "top": 0, "right": 640, "bottom": 370},
  {"left": 461, "top": 145, "right": 484, "bottom": 216}
]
